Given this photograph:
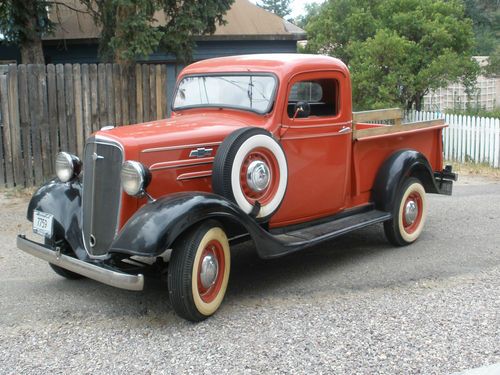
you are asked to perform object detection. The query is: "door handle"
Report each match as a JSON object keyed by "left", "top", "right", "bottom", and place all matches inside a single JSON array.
[{"left": 338, "top": 126, "right": 351, "bottom": 133}]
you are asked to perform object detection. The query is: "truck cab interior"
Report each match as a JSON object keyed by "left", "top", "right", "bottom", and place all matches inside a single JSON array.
[{"left": 287, "top": 79, "right": 339, "bottom": 118}]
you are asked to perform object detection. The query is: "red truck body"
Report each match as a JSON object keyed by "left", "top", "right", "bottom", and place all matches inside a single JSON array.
[
  {"left": 101, "top": 54, "right": 444, "bottom": 228},
  {"left": 18, "top": 54, "right": 455, "bottom": 322}
]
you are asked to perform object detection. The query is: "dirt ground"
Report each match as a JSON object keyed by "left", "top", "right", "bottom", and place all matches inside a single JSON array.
[{"left": 0, "top": 174, "right": 499, "bottom": 374}]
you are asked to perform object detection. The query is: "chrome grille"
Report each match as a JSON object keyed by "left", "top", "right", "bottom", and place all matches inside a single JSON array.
[{"left": 82, "top": 138, "right": 123, "bottom": 257}]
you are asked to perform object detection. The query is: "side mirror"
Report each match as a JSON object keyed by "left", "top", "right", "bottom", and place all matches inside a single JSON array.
[{"left": 293, "top": 101, "right": 311, "bottom": 119}]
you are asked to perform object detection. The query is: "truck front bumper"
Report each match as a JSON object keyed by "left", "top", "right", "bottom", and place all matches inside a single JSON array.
[{"left": 17, "top": 235, "right": 144, "bottom": 291}]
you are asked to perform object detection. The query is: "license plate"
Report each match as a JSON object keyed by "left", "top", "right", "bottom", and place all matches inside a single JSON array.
[{"left": 33, "top": 210, "right": 54, "bottom": 238}]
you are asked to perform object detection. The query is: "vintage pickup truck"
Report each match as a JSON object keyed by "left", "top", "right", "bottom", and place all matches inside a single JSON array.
[{"left": 18, "top": 54, "right": 457, "bottom": 321}]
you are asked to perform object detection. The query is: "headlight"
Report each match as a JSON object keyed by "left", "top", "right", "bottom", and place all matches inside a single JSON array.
[
  {"left": 55, "top": 152, "right": 81, "bottom": 182},
  {"left": 121, "top": 161, "right": 151, "bottom": 196}
]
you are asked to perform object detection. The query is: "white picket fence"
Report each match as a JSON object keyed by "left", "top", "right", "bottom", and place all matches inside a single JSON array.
[{"left": 405, "top": 110, "right": 500, "bottom": 168}]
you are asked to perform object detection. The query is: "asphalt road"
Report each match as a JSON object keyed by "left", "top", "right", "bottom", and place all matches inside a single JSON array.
[{"left": 0, "top": 175, "right": 499, "bottom": 374}]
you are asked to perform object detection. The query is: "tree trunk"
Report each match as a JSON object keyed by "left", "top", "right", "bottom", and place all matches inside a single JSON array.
[
  {"left": 16, "top": 0, "right": 46, "bottom": 64},
  {"left": 20, "top": 38, "right": 45, "bottom": 64},
  {"left": 113, "top": 4, "right": 135, "bottom": 64},
  {"left": 414, "top": 94, "right": 424, "bottom": 111}
]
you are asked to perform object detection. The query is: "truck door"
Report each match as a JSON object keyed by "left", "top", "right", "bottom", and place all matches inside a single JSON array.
[{"left": 271, "top": 71, "right": 352, "bottom": 227}]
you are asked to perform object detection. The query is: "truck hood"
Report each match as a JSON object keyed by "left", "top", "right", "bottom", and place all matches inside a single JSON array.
[{"left": 95, "top": 111, "right": 268, "bottom": 156}]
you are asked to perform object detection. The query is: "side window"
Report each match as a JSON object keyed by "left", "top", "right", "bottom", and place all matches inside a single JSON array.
[
  {"left": 289, "top": 82, "right": 323, "bottom": 102},
  {"left": 287, "top": 79, "right": 339, "bottom": 118}
]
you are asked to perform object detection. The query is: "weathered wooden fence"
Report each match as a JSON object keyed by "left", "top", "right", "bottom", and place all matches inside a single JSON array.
[
  {"left": 406, "top": 111, "right": 500, "bottom": 168},
  {"left": 0, "top": 63, "right": 170, "bottom": 188}
]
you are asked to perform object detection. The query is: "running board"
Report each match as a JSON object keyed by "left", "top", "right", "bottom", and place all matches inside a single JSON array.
[
  {"left": 276, "top": 209, "right": 391, "bottom": 244},
  {"left": 254, "top": 210, "right": 391, "bottom": 258}
]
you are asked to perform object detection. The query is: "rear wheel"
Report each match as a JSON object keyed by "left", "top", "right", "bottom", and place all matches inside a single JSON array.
[
  {"left": 384, "top": 177, "right": 427, "bottom": 246},
  {"left": 168, "top": 220, "right": 230, "bottom": 322}
]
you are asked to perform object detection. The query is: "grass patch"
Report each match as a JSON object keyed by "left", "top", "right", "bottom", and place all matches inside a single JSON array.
[
  {"left": 445, "top": 108, "right": 500, "bottom": 119},
  {"left": 447, "top": 161, "right": 500, "bottom": 179},
  {"left": 0, "top": 186, "right": 37, "bottom": 199}
]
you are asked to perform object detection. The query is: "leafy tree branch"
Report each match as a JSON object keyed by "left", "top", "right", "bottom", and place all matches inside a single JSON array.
[{"left": 304, "top": 0, "right": 479, "bottom": 111}]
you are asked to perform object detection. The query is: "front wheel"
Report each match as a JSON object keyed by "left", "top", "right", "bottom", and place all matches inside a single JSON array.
[
  {"left": 384, "top": 177, "right": 427, "bottom": 246},
  {"left": 46, "top": 238, "right": 84, "bottom": 280},
  {"left": 49, "top": 263, "right": 83, "bottom": 279},
  {"left": 168, "top": 220, "right": 231, "bottom": 322}
]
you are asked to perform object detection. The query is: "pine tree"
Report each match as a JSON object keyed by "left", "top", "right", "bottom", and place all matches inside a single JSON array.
[
  {"left": 80, "top": 0, "right": 235, "bottom": 63},
  {"left": 0, "top": 0, "right": 234, "bottom": 64},
  {"left": 0, "top": 0, "right": 53, "bottom": 64}
]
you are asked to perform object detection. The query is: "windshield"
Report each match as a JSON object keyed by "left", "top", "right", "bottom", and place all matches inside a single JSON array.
[{"left": 173, "top": 74, "right": 277, "bottom": 114}]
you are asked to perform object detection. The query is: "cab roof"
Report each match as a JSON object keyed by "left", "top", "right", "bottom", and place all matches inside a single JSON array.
[{"left": 179, "top": 54, "right": 350, "bottom": 80}]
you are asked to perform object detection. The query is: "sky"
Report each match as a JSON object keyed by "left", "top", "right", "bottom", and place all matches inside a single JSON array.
[
  {"left": 249, "top": 0, "right": 325, "bottom": 20},
  {"left": 290, "top": 0, "right": 325, "bottom": 19}
]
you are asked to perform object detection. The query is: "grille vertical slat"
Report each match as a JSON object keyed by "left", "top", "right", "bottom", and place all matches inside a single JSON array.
[{"left": 82, "top": 139, "right": 123, "bottom": 256}]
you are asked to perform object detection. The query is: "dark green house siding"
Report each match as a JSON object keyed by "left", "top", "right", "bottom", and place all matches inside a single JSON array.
[{"left": 1, "top": 39, "right": 298, "bottom": 64}]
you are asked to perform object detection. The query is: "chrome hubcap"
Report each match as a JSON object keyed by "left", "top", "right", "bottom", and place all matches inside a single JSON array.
[
  {"left": 200, "top": 253, "right": 219, "bottom": 289},
  {"left": 246, "top": 160, "right": 270, "bottom": 192},
  {"left": 404, "top": 200, "right": 418, "bottom": 225}
]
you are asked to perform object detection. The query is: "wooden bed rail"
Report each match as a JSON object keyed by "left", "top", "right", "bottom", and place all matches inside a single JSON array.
[
  {"left": 351, "top": 108, "right": 445, "bottom": 140},
  {"left": 352, "top": 119, "right": 446, "bottom": 140},
  {"left": 352, "top": 108, "right": 403, "bottom": 125}
]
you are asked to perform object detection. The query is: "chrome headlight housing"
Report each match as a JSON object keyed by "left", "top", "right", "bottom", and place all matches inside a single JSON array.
[
  {"left": 55, "top": 152, "right": 82, "bottom": 182},
  {"left": 121, "top": 161, "right": 151, "bottom": 196}
]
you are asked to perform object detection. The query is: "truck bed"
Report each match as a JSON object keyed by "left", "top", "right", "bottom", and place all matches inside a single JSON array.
[{"left": 351, "top": 108, "right": 446, "bottom": 200}]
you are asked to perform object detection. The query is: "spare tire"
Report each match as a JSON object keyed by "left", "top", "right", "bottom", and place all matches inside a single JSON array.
[{"left": 212, "top": 127, "right": 288, "bottom": 221}]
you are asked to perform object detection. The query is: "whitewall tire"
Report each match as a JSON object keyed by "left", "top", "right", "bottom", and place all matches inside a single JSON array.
[
  {"left": 212, "top": 128, "right": 288, "bottom": 221},
  {"left": 384, "top": 177, "right": 428, "bottom": 246},
  {"left": 168, "top": 220, "right": 230, "bottom": 322}
]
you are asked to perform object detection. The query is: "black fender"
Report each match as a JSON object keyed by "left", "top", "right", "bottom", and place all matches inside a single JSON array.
[
  {"left": 372, "top": 150, "right": 439, "bottom": 212},
  {"left": 108, "top": 192, "right": 270, "bottom": 257},
  {"left": 27, "top": 178, "right": 88, "bottom": 259}
]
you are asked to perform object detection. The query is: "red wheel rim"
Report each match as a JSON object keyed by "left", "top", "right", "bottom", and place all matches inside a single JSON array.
[
  {"left": 239, "top": 147, "right": 280, "bottom": 206},
  {"left": 402, "top": 191, "right": 423, "bottom": 234},
  {"left": 197, "top": 240, "right": 225, "bottom": 303}
]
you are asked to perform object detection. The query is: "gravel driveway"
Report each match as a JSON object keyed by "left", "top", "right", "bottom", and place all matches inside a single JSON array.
[{"left": 0, "top": 175, "right": 499, "bottom": 374}]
